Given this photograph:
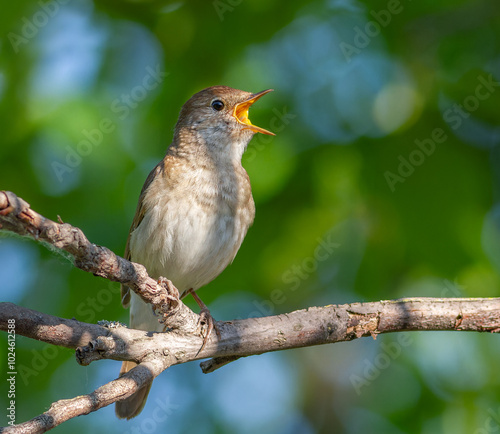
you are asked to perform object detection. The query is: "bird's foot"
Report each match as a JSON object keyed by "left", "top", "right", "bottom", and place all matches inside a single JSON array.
[
  {"left": 157, "top": 277, "right": 180, "bottom": 309},
  {"left": 186, "top": 289, "right": 221, "bottom": 356},
  {"left": 196, "top": 306, "right": 221, "bottom": 355},
  {"left": 155, "top": 277, "right": 181, "bottom": 329}
]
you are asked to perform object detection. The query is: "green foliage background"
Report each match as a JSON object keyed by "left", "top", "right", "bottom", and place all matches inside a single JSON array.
[{"left": 1, "top": 0, "right": 500, "bottom": 433}]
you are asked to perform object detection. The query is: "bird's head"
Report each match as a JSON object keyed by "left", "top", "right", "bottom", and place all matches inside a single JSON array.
[{"left": 174, "top": 86, "right": 274, "bottom": 156}]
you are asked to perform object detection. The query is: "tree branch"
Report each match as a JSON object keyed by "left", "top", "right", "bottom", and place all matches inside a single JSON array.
[
  {"left": 0, "top": 190, "right": 197, "bottom": 331},
  {"left": 1, "top": 190, "right": 500, "bottom": 433},
  {"left": 0, "top": 361, "right": 165, "bottom": 434}
]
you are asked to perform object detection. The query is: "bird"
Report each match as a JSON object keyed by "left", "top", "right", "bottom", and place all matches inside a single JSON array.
[{"left": 115, "top": 86, "right": 274, "bottom": 419}]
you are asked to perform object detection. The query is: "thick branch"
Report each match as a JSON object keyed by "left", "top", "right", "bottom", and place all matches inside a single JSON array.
[
  {"left": 1, "top": 191, "right": 500, "bottom": 433},
  {"left": 2, "top": 297, "right": 500, "bottom": 366},
  {"left": 0, "top": 303, "right": 106, "bottom": 348},
  {"left": 2, "top": 297, "right": 500, "bottom": 432}
]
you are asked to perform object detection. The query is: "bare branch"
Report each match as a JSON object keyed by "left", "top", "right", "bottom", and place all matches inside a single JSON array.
[
  {"left": 0, "top": 190, "right": 198, "bottom": 331},
  {"left": 3, "top": 296, "right": 500, "bottom": 432},
  {"left": 0, "top": 302, "right": 106, "bottom": 349},
  {"left": 1, "top": 190, "right": 500, "bottom": 433},
  {"left": 2, "top": 298, "right": 500, "bottom": 366},
  {"left": 0, "top": 361, "right": 167, "bottom": 434}
]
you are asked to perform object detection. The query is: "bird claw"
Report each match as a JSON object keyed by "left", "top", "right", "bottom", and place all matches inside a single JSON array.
[
  {"left": 0, "top": 191, "right": 31, "bottom": 217},
  {"left": 185, "top": 288, "right": 220, "bottom": 356},
  {"left": 195, "top": 307, "right": 221, "bottom": 356},
  {"left": 157, "top": 277, "right": 180, "bottom": 309},
  {"left": 0, "top": 204, "right": 14, "bottom": 216},
  {"left": 156, "top": 277, "right": 181, "bottom": 329}
]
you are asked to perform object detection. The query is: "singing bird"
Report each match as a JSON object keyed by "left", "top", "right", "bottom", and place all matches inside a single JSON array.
[{"left": 116, "top": 86, "right": 274, "bottom": 419}]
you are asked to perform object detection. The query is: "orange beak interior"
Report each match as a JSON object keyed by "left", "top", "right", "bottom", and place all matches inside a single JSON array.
[{"left": 233, "top": 89, "right": 275, "bottom": 136}]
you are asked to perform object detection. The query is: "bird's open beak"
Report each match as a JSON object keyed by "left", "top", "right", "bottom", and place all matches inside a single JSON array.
[{"left": 233, "top": 89, "right": 275, "bottom": 136}]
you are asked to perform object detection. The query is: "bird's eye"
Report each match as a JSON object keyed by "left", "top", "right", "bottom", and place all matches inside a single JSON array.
[{"left": 211, "top": 100, "right": 224, "bottom": 111}]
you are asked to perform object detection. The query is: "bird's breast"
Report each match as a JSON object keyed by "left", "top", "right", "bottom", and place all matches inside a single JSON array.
[{"left": 129, "top": 164, "right": 254, "bottom": 292}]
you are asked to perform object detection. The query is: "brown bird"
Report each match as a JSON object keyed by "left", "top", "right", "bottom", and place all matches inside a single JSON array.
[{"left": 115, "top": 86, "right": 274, "bottom": 419}]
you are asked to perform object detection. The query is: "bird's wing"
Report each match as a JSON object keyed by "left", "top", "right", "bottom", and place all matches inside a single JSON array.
[{"left": 120, "top": 160, "right": 165, "bottom": 308}]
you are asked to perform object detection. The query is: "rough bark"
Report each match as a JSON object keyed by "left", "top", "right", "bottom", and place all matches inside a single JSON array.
[{"left": 1, "top": 190, "right": 499, "bottom": 433}]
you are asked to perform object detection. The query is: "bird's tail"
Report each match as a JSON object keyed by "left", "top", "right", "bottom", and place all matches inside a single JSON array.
[
  {"left": 115, "top": 290, "right": 161, "bottom": 419},
  {"left": 115, "top": 361, "right": 153, "bottom": 419}
]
